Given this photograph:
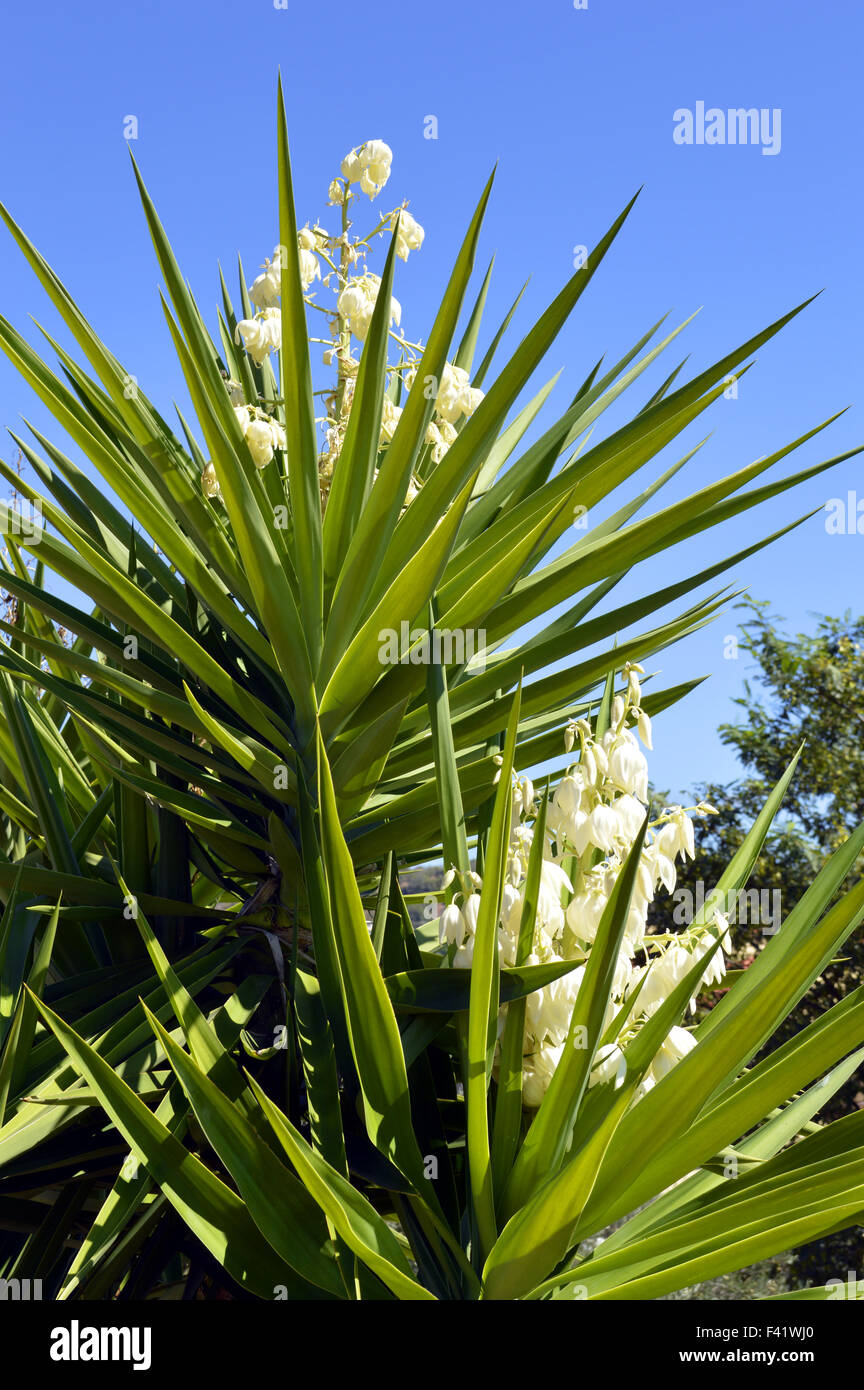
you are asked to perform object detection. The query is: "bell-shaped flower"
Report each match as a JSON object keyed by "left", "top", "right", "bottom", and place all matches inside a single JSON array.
[
  {"left": 245, "top": 418, "right": 277, "bottom": 468},
  {"left": 439, "top": 903, "right": 465, "bottom": 947},
  {"left": 608, "top": 733, "right": 649, "bottom": 801},
  {"left": 589, "top": 1043, "right": 626, "bottom": 1090},
  {"left": 201, "top": 462, "right": 221, "bottom": 500},
  {"left": 612, "top": 792, "right": 646, "bottom": 843},
  {"left": 648, "top": 1024, "right": 697, "bottom": 1083},
  {"left": 391, "top": 209, "right": 425, "bottom": 260},
  {"left": 462, "top": 893, "right": 481, "bottom": 936},
  {"left": 235, "top": 308, "right": 281, "bottom": 365},
  {"left": 298, "top": 248, "right": 321, "bottom": 291},
  {"left": 587, "top": 802, "right": 619, "bottom": 854},
  {"left": 566, "top": 888, "right": 607, "bottom": 944},
  {"left": 521, "top": 1042, "right": 564, "bottom": 1108}
]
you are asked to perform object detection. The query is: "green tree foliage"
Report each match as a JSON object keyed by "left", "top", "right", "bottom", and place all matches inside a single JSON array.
[{"left": 660, "top": 598, "right": 864, "bottom": 1287}]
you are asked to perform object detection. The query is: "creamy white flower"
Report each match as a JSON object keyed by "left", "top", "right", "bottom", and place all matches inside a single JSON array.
[
  {"left": 549, "top": 774, "right": 590, "bottom": 850},
  {"left": 391, "top": 209, "right": 425, "bottom": 260},
  {"left": 337, "top": 274, "right": 401, "bottom": 341},
  {"left": 648, "top": 1025, "right": 697, "bottom": 1083},
  {"left": 656, "top": 807, "right": 696, "bottom": 862},
  {"left": 340, "top": 148, "right": 365, "bottom": 183},
  {"left": 526, "top": 967, "right": 584, "bottom": 1046},
  {"left": 589, "top": 1043, "right": 626, "bottom": 1089},
  {"left": 245, "top": 418, "right": 276, "bottom": 468},
  {"left": 359, "top": 140, "right": 393, "bottom": 196},
  {"left": 434, "top": 362, "right": 481, "bottom": 424},
  {"left": 556, "top": 774, "right": 584, "bottom": 817},
  {"left": 499, "top": 881, "right": 523, "bottom": 937},
  {"left": 700, "top": 936, "right": 727, "bottom": 989},
  {"left": 336, "top": 283, "right": 369, "bottom": 334},
  {"left": 626, "top": 665, "right": 643, "bottom": 706},
  {"left": 565, "top": 888, "right": 607, "bottom": 944},
  {"left": 453, "top": 936, "right": 475, "bottom": 969},
  {"left": 536, "top": 860, "right": 572, "bottom": 938},
  {"left": 569, "top": 810, "right": 594, "bottom": 856},
  {"left": 434, "top": 662, "right": 727, "bottom": 1119},
  {"left": 298, "top": 247, "right": 321, "bottom": 291},
  {"left": 608, "top": 733, "right": 649, "bottom": 801},
  {"left": 249, "top": 248, "right": 284, "bottom": 310},
  {"left": 638, "top": 945, "right": 694, "bottom": 1017},
  {"left": 636, "top": 708, "right": 653, "bottom": 749},
  {"left": 611, "top": 949, "right": 633, "bottom": 998},
  {"left": 637, "top": 857, "right": 656, "bottom": 903},
  {"left": 623, "top": 899, "right": 648, "bottom": 955},
  {"left": 439, "top": 903, "right": 466, "bottom": 947},
  {"left": 651, "top": 847, "right": 677, "bottom": 894},
  {"left": 521, "top": 1042, "right": 564, "bottom": 1108},
  {"left": 462, "top": 893, "right": 481, "bottom": 936},
  {"left": 368, "top": 273, "right": 401, "bottom": 327},
  {"left": 201, "top": 461, "right": 221, "bottom": 500},
  {"left": 380, "top": 396, "right": 402, "bottom": 443},
  {"left": 235, "top": 308, "right": 281, "bottom": 364},
  {"left": 438, "top": 419, "right": 457, "bottom": 446},
  {"left": 250, "top": 271, "right": 279, "bottom": 309},
  {"left": 342, "top": 140, "right": 393, "bottom": 198},
  {"left": 327, "top": 178, "right": 344, "bottom": 205},
  {"left": 587, "top": 803, "right": 619, "bottom": 854},
  {"left": 425, "top": 420, "right": 445, "bottom": 461},
  {"left": 709, "top": 910, "right": 733, "bottom": 953},
  {"left": 612, "top": 793, "right": 646, "bottom": 841}
]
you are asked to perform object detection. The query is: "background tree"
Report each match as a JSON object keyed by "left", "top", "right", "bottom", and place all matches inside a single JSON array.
[{"left": 656, "top": 598, "right": 864, "bottom": 1287}]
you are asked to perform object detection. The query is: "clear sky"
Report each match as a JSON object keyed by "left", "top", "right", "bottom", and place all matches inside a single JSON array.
[{"left": 0, "top": 0, "right": 861, "bottom": 798}]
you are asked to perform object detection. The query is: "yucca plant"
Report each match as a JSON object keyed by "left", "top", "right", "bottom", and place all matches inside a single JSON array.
[{"left": 0, "top": 85, "right": 862, "bottom": 1300}]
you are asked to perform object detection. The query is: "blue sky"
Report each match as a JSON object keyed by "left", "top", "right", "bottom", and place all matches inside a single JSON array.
[{"left": 0, "top": 0, "right": 861, "bottom": 798}]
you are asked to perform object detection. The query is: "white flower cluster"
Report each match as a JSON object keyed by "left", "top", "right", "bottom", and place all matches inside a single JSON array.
[
  {"left": 237, "top": 228, "right": 325, "bottom": 367},
  {"left": 206, "top": 139, "right": 483, "bottom": 514},
  {"left": 249, "top": 247, "right": 283, "bottom": 310},
  {"left": 337, "top": 272, "right": 402, "bottom": 344},
  {"left": 439, "top": 664, "right": 727, "bottom": 1109},
  {"left": 233, "top": 404, "right": 286, "bottom": 468},
  {"left": 297, "top": 226, "right": 326, "bottom": 289},
  {"left": 340, "top": 140, "right": 393, "bottom": 198},
  {"left": 407, "top": 361, "right": 485, "bottom": 463},
  {"left": 390, "top": 209, "right": 424, "bottom": 261},
  {"left": 235, "top": 307, "right": 281, "bottom": 366},
  {"left": 199, "top": 404, "right": 287, "bottom": 498},
  {"left": 315, "top": 378, "right": 413, "bottom": 511}
]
